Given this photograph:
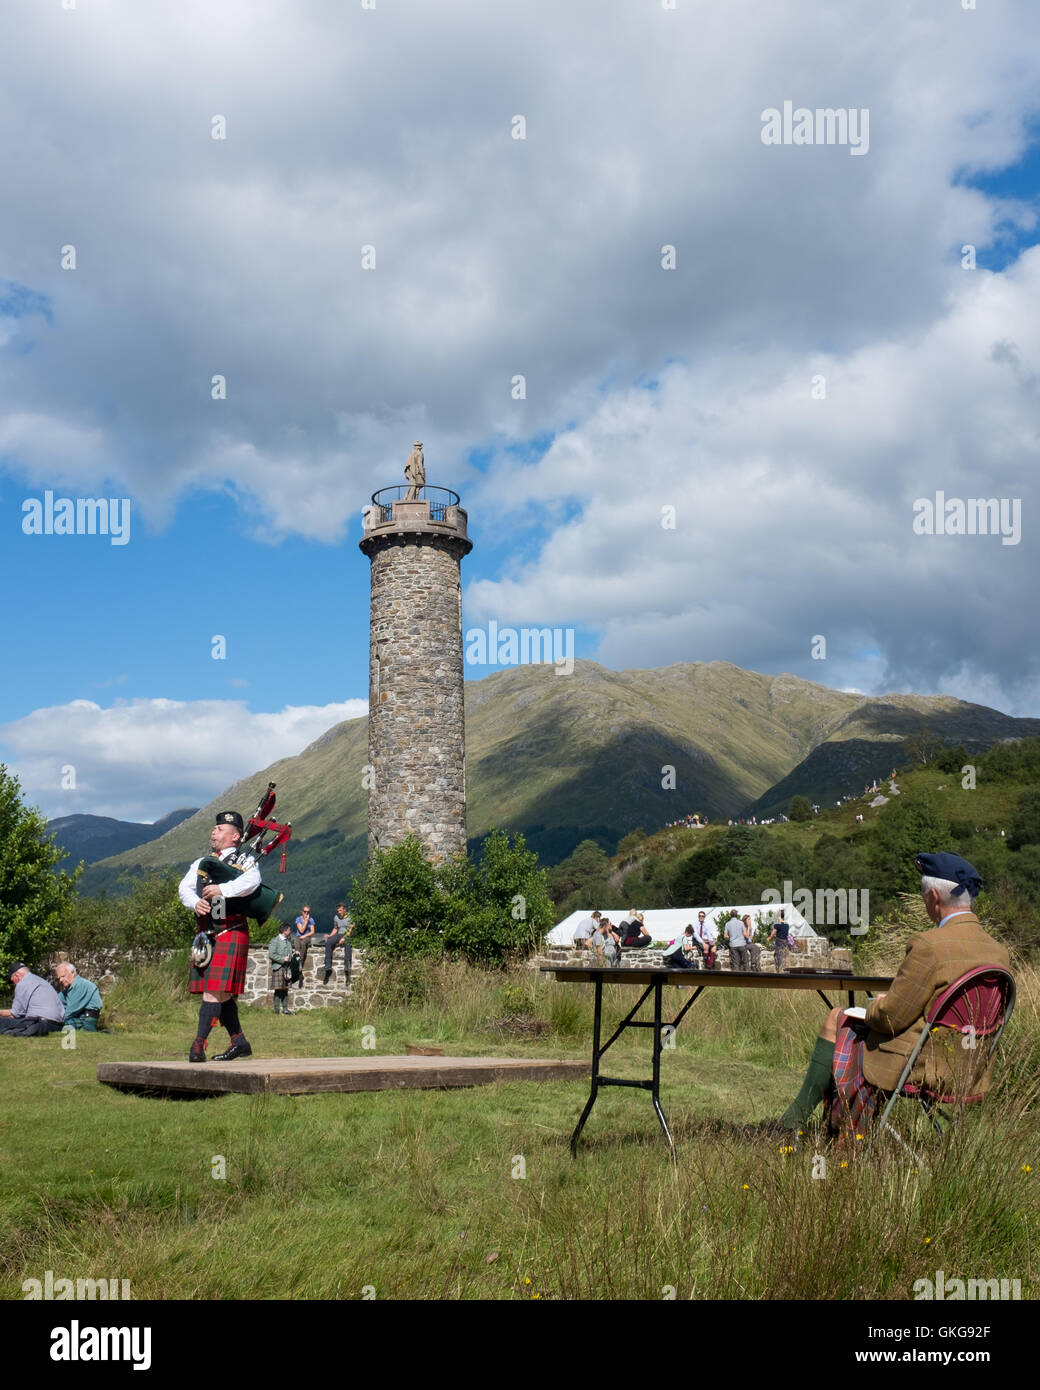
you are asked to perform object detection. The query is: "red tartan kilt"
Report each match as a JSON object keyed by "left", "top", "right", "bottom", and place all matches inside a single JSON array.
[{"left": 189, "top": 921, "right": 249, "bottom": 995}]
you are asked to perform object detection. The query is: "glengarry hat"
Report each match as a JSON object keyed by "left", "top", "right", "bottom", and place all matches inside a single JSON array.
[{"left": 215, "top": 810, "right": 244, "bottom": 831}]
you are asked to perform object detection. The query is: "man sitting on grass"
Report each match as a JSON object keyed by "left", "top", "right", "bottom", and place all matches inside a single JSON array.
[
  {"left": 55, "top": 962, "right": 103, "bottom": 1031},
  {"left": 758, "top": 852, "right": 1010, "bottom": 1144},
  {"left": 0, "top": 963, "right": 65, "bottom": 1036}
]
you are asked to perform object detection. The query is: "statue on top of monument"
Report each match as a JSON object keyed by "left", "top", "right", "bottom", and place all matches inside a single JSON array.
[{"left": 404, "top": 441, "right": 425, "bottom": 501}]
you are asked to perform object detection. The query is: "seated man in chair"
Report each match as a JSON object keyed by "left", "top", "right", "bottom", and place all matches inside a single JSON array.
[{"left": 761, "top": 852, "right": 1010, "bottom": 1143}]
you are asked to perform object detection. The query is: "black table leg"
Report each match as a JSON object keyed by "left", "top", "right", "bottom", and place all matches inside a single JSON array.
[
  {"left": 570, "top": 976, "right": 603, "bottom": 1157},
  {"left": 650, "top": 977, "right": 676, "bottom": 1162}
]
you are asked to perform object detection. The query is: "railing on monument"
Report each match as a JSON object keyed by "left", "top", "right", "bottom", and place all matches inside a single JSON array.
[{"left": 370, "top": 485, "right": 461, "bottom": 524}]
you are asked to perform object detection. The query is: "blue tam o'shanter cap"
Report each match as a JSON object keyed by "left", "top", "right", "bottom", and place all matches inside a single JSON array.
[{"left": 914, "top": 851, "right": 982, "bottom": 898}]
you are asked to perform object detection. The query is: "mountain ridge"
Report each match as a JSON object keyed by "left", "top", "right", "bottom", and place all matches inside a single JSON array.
[{"left": 90, "top": 660, "right": 1039, "bottom": 879}]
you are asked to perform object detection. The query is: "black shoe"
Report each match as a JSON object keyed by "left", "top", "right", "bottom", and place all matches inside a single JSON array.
[
  {"left": 213, "top": 1032, "right": 253, "bottom": 1061},
  {"left": 189, "top": 1039, "right": 207, "bottom": 1063},
  {"left": 323, "top": 970, "right": 332, "bottom": 985},
  {"left": 282, "top": 1009, "right": 295, "bottom": 1016}
]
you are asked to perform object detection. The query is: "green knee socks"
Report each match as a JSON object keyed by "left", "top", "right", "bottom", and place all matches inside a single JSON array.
[{"left": 782, "top": 1036, "right": 835, "bottom": 1130}]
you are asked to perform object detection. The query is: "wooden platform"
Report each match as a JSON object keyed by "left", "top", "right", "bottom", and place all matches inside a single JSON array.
[{"left": 97, "top": 1054, "right": 590, "bottom": 1097}]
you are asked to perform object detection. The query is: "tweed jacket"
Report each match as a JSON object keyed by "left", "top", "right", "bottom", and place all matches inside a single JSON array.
[{"left": 861, "top": 912, "right": 1011, "bottom": 1093}]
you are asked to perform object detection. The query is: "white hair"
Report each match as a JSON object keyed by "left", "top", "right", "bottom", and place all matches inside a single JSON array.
[
  {"left": 58, "top": 962, "right": 77, "bottom": 975},
  {"left": 921, "top": 875, "right": 967, "bottom": 906}
]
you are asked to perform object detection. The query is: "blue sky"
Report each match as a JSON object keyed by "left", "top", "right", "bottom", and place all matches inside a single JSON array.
[{"left": 2, "top": 0, "right": 1039, "bottom": 822}]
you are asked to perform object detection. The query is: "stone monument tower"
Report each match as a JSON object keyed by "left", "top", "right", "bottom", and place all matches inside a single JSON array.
[{"left": 359, "top": 445, "right": 473, "bottom": 861}]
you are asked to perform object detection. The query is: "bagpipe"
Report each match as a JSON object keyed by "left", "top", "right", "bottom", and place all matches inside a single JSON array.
[{"left": 195, "top": 782, "right": 292, "bottom": 928}]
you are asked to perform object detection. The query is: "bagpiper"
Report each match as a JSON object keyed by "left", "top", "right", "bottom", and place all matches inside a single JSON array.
[{"left": 178, "top": 810, "right": 259, "bottom": 1062}]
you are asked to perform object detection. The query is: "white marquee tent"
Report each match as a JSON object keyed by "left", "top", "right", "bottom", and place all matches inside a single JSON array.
[{"left": 547, "top": 904, "right": 818, "bottom": 947}]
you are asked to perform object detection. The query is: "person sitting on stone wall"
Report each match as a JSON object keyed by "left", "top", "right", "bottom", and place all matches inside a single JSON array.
[
  {"left": 693, "top": 911, "right": 717, "bottom": 968},
  {"left": 680, "top": 924, "right": 701, "bottom": 968},
  {"left": 573, "top": 910, "right": 601, "bottom": 949},
  {"left": 0, "top": 963, "right": 66, "bottom": 1036},
  {"left": 591, "top": 918, "right": 621, "bottom": 966},
  {"left": 54, "top": 962, "right": 102, "bottom": 1030},
  {"left": 619, "top": 912, "right": 651, "bottom": 949},
  {"left": 293, "top": 905, "right": 316, "bottom": 975},
  {"left": 322, "top": 903, "right": 354, "bottom": 985},
  {"left": 662, "top": 930, "right": 694, "bottom": 970}
]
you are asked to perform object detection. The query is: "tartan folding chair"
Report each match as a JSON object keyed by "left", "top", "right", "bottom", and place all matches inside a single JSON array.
[{"left": 867, "top": 966, "right": 1016, "bottom": 1161}]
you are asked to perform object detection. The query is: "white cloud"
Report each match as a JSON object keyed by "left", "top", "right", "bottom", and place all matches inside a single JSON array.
[
  {"left": 0, "top": 697, "right": 365, "bottom": 822},
  {"left": 466, "top": 248, "right": 1040, "bottom": 714},
  {"left": 2, "top": 0, "right": 1038, "bottom": 538}
]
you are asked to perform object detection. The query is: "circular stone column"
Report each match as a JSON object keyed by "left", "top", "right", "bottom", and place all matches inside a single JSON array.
[{"left": 358, "top": 488, "right": 473, "bottom": 861}]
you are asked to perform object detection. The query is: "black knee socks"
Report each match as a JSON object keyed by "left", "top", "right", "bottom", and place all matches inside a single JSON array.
[
  {"left": 196, "top": 1000, "right": 221, "bottom": 1042},
  {"left": 219, "top": 999, "right": 241, "bottom": 1037}
]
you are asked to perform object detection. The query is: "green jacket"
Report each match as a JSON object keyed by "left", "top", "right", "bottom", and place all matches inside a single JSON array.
[{"left": 267, "top": 934, "right": 292, "bottom": 965}]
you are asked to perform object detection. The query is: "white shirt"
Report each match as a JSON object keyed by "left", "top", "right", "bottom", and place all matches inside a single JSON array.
[
  {"left": 573, "top": 916, "right": 598, "bottom": 941},
  {"left": 938, "top": 909, "right": 973, "bottom": 929},
  {"left": 178, "top": 845, "right": 261, "bottom": 915},
  {"left": 694, "top": 918, "right": 716, "bottom": 945}
]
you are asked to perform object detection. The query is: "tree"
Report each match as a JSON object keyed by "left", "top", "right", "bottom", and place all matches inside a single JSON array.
[
  {"left": 903, "top": 725, "right": 944, "bottom": 767},
  {"left": 867, "top": 793, "right": 950, "bottom": 896},
  {"left": 0, "top": 764, "right": 81, "bottom": 969},
  {"left": 442, "top": 828, "right": 556, "bottom": 961},
  {"left": 936, "top": 744, "right": 969, "bottom": 775},
  {"left": 1008, "top": 789, "right": 1040, "bottom": 852},
  {"left": 616, "top": 828, "right": 647, "bottom": 858},
  {"left": 64, "top": 870, "right": 189, "bottom": 952},
  {"left": 350, "top": 829, "right": 557, "bottom": 964},
  {"left": 788, "top": 795, "right": 812, "bottom": 822},
  {"left": 349, "top": 837, "right": 444, "bottom": 957},
  {"left": 547, "top": 839, "right": 613, "bottom": 907}
]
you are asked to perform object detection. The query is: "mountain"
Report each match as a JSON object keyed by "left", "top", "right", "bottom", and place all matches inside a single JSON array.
[
  {"left": 86, "top": 662, "right": 1040, "bottom": 902},
  {"left": 48, "top": 807, "right": 199, "bottom": 867},
  {"left": 744, "top": 696, "right": 1040, "bottom": 818}
]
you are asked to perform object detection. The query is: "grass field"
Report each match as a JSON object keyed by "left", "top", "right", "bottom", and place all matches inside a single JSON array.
[{"left": 2, "top": 946, "right": 1037, "bottom": 1302}]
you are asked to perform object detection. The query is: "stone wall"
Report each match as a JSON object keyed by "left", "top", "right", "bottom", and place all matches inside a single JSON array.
[
  {"left": 242, "top": 944, "right": 366, "bottom": 1009},
  {"left": 46, "top": 945, "right": 367, "bottom": 1011},
  {"left": 360, "top": 504, "right": 472, "bottom": 863},
  {"left": 47, "top": 947, "right": 175, "bottom": 993},
  {"left": 531, "top": 935, "right": 846, "bottom": 974}
]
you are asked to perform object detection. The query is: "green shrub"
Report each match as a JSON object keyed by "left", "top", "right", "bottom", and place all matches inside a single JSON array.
[{"left": 0, "top": 764, "right": 81, "bottom": 970}]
